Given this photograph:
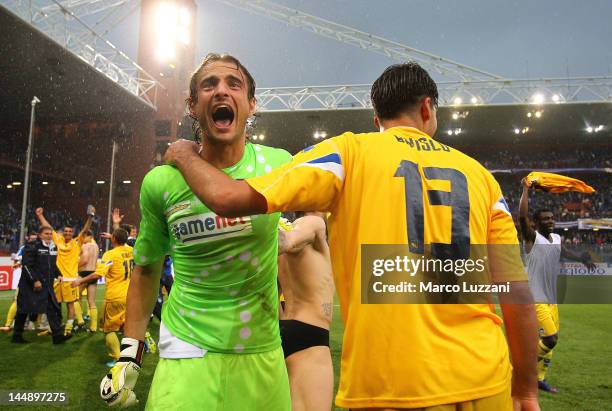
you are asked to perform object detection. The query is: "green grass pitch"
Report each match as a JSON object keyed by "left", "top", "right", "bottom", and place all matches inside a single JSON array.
[{"left": 0, "top": 289, "right": 610, "bottom": 410}]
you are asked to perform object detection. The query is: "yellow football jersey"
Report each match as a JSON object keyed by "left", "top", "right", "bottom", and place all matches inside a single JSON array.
[
  {"left": 247, "top": 127, "right": 526, "bottom": 408},
  {"left": 96, "top": 244, "right": 134, "bottom": 303},
  {"left": 52, "top": 230, "right": 85, "bottom": 278}
]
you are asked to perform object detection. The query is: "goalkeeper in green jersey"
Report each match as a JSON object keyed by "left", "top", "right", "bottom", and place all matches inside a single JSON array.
[{"left": 100, "top": 53, "right": 292, "bottom": 410}]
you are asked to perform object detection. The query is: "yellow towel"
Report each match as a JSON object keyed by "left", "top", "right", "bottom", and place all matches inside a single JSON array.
[{"left": 525, "top": 172, "right": 596, "bottom": 194}]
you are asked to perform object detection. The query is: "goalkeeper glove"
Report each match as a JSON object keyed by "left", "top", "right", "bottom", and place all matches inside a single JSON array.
[{"left": 100, "top": 337, "right": 145, "bottom": 408}]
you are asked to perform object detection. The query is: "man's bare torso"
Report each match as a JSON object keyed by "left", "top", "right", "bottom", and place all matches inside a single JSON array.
[{"left": 278, "top": 216, "right": 334, "bottom": 330}]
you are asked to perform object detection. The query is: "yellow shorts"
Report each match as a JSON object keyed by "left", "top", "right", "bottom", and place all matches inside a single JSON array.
[
  {"left": 358, "top": 383, "right": 512, "bottom": 411},
  {"left": 54, "top": 279, "right": 79, "bottom": 303},
  {"left": 100, "top": 300, "right": 126, "bottom": 333},
  {"left": 536, "top": 304, "right": 559, "bottom": 337}
]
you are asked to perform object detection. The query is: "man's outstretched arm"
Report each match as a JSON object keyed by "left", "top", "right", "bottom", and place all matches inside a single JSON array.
[
  {"left": 99, "top": 263, "right": 160, "bottom": 408},
  {"left": 519, "top": 179, "right": 536, "bottom": 244},
  {"left": 165, "top": 140, "right": 266, "bottom": 217},
  {"left": 279, "top": 216, "right": 326, "bottom": 255},
  {"left": 561, "top": 245, "right": 596, "bottom": 271},
  {"left": 35, "top": 207, "right": 54, "bottom": 231},
  {"left": 112, "top": 208, "right": 123, "bottom": 231}
]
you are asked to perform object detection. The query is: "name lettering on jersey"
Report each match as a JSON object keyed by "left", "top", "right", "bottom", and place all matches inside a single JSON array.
[
  {"left": 170, "top": 212, "right": 253, "bottom": 244},
  {"left": 165, "top": 201, "right": 191, "bottom": 219},
  {"left": 394, "top": 135, "right": 450, "bottom": 152}
]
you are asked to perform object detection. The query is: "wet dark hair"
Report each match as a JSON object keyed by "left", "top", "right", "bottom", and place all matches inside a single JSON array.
[
  {"left": 187, "top": 53, "right": 256, "bottom": 142},
  {"left": 112, "top": 228, "right": 128, "bottom": 245},
  {"left": 120, "top": 224, "right": 133, "bottom": 233},
  {"left": 370, "top": 62, "right": 438, "bottom": 120},
  {"left": 533, "top": 208, "right": 553, "bottom": 222}
]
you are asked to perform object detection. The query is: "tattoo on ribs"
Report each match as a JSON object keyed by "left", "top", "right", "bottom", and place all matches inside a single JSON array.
[{"left": 322, "top": 303, "right": 332, "bottom": 319}]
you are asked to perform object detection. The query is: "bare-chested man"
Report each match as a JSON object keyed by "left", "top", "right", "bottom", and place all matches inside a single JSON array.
[{"left": 277, "top": 212, "right": 335, "bottom": 411}]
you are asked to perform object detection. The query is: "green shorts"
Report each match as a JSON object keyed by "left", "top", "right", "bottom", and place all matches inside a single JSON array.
[{"left": 145, "top": 346, "right": 290, "bottom": 410}]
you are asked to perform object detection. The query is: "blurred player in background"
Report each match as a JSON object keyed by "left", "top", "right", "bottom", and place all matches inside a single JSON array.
[
  {"left": 111, "top": 208, "right": 137, "bottom": 247},
  {"left": 12, "top": 225, "right": 70, "bottom": 344},
  {"left": 519, "top": 178, "right": 595, "bottom": 393},
  {"left": 75, "top": 228, "right": 133, "bottom": 366},
  {"left": 0, "top": 231, "right": 37, "bottom": 333},
  {"left": 277, "top": 212, "right": 334, "bottom": 411},
  {"left": 152, "top": 256, "right": 174, "bottom": 322},
  {"left": 78, "top": 230, "right": 99, "bottom": 332},
  {"left": 165, "top": 62, "right": 541, "bottom": 411},
  {"left": 35, "top": 206, "right": 94, "bottom": 335}
]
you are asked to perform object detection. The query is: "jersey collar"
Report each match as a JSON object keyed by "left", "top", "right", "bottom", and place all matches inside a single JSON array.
[{"left": 384, "top": 126, "right": 432, "bottom": 139}]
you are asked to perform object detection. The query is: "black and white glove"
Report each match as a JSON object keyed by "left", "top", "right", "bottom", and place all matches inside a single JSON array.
[{"left": 100, "top": 337, "right": 145, "bottom": 408}]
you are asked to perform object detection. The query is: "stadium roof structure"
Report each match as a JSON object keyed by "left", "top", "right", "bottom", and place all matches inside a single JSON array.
[
  {"left": 253, "top": 102, "right": 612, "bottom": 155},
  {"left": 0, "top": 2, "right": 158, "bottom": 124},
  {"left": 221, "top": 0, "right": 611, "bottom": 155}
]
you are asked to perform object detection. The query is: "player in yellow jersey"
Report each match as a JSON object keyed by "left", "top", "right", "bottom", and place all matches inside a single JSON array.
[
  {"left": 35, "top": 207, "right": 94, "bottom": 335},
  {"left": 165, "top": 62, "right": 540, "bottom": 410},
  {"left": 74, "top": 228, "right": 133, "bottom": 367}
]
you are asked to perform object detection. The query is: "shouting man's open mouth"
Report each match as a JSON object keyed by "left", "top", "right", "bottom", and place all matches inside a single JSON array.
[{"left": 211, "top": 105, "right": 235, "bottom": 131}]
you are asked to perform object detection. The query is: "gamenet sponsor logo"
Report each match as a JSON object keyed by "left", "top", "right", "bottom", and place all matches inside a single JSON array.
[{"left": 171, "top": 212, "right": 252, "bottom": 243}]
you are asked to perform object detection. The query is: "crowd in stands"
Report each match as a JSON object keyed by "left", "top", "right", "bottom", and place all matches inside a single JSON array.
[
  {"left": 2, "top": 137, "right": 610, "bottom": 253},
  {"left": 0, "top": 122, "right": 125, "bottom": 185},
  {"left": 475, "top": 148, "right": 611, "bottom": 170},
  {"left": 500, "top": 175, "right": 612, "bottom": 222},
  {"left": 0, "top": 204, "right": 101, "bottom": 252}
]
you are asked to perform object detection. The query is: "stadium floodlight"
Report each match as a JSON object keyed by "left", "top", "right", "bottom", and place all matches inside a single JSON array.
[
  {"left": 531, "top": 93, "right": 545, "bottom": 105},
  {"left": 252, "top": 135, "right": 258, "bottom": 141},
  {"left": 595, "top": 125, "right": 604, "bottom": 132},
  {"left": 453, "top": 97, "right": 462, "bottom": 105},
  {"left": 527, "top": 112, "right": 532, "bottom": 118},
  {"left": 12, "top": 182, "right": 22, "bottom": 186},
  {"left": 452, "top": 112, "right": 459, "bottom": 120},
  {"left": 314, "top": 131, "right": 320, "bottom": 139},
  {"left": 157, "top": 3, "right": 178, "bottom": 27},
  {"left": 447, "top": 130, "right": 453, "bottom": 136},
  {"left": 586, "top": 126, "right": 594, "bottom": 133},
  {"left": 155, "top": 3, "right": 190, "bottom": 59},
  {"left": 535, "top": 111, "right": 542, "bottom": 118},
  {"left": 552, "top": 94, "right": 561, "bottom": 103},
  {"left": 97, "top": 180, "right": 106, "bottom": 184},
  {"left": 42, "top": 181, "right": 49, "bottom": 185},
  {"left": 70, "top": 181, "right": 76, "bottom": 185},
  {"left": 123, "top": 180, "right": 132, "bottom": 184},
  {"left": 514, "top": 128, "right": 520, "bottom": 134},
  {"left": 157, "top": 41, "right": 176, "bottom": 62},
  {"left": 6, "top": 185, "right": 12, "bottom": 189},
  {"left": 453, "top": 128, "right": 462, "bottom": 135},
  {"left": 178, "top": 27, "right": 190, "bottom": 45},
  {"left": 320, "top": 131, "right": 327, "bottom": 138},
  {"left": 259, "top": 134, "right": 266, "bottom": 140},
  {"left": 470, "top": 96, "right": 478, "bottom": 104},
  {"left": 180, "top": 7, "right": 191, "bottom": 27}
]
